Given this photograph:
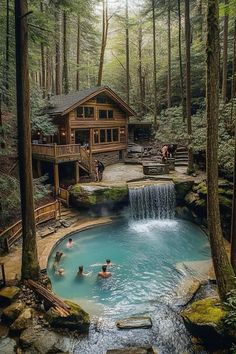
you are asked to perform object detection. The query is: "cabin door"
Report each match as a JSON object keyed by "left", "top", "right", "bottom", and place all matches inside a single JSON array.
[{"left": 75, "top": 129, "right": 90, "bottom": 148}]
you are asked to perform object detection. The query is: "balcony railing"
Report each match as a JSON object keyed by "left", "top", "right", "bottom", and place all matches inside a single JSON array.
[{"left": 32, "top": 143, "right": 81, "bottom": 158}]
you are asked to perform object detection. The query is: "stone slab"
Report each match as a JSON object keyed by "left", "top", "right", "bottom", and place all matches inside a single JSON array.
[
  {"left": 143, "top": 163, "right": 169, "bottom": 175},
  {"left": 116, "top": 316, "right": 152, "bottom": 329},
  {"left": 107, "top": 347, "right": 158, "bottom": 354},
  {"left": 0, "top": 286, "right": 20, "bottom": 305}
]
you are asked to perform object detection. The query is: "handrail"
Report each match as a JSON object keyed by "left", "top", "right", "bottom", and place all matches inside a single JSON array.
[
  {"left": 32, "top": 144, "right": 81, "bottom": 158},
  {"left": 0, "top": 200, "right": 60, "bottom": 253}
]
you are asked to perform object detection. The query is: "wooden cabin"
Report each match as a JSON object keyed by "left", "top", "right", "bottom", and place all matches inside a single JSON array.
[{"left": 32, "top": 86, "right": 135, "bottom": 195}]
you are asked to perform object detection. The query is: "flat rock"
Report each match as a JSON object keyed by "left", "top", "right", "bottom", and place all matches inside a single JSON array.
[
  {"left": 0, "top": 323, "right": 9, "bottom": 339},
  {"left": 0, "top": 337, "right": 17, "bottom": 354},
  {"left": 2, "top": 300, "right": 25, "bottom": 322},
  {"left": 116, "top": 316, "right": 152, "bottom": 329},
  {"left": 0, "top": 286, "right": 20, "bottom": 305},
  {"left": 107, "top": 347, "right": 158, "bottom": 354},
  {"left": 10, "top": 308, "right": 32, "bottom": 331},
  {"left": 20, "top": 326, "right": 72, "bottom": 353}
]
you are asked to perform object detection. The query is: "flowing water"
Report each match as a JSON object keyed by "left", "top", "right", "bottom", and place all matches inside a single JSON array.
[{"left": 47, "top": 183, "right": 211, "bottom": 353}]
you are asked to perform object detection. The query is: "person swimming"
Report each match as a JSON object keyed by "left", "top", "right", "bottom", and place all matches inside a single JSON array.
[
  {"left": 56, "top": 268, "right": 65, "bottom": 276},
  {"left": 77, "top": 265, "right": 91, "bottom": 277},
  {"left": 98, "top": 265, "right": 111, "bottom": 278},
  {"left": 53, "top": 251, "right": 63, "bottom": 271},
  {"left": 66, "top": 238, "right": 73, "bottom": 248}
]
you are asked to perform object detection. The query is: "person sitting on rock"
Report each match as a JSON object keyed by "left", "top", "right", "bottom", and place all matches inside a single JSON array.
[{"left": 98, "top": 265, "right": 111, "bottom": 278}]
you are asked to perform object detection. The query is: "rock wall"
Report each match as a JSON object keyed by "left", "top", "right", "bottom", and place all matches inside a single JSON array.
[
  {"left": 92, "top": 150, "right": 125, "bottom": 166},
  {"left": 173, "top": 179, "right": 233, "bottom": 240}
]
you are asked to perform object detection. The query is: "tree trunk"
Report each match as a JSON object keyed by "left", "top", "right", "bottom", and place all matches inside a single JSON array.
[
  {"left": 178, "top": 0, "right": 185, "bottom": 121},
  {"left": 231, "top": 20, "right": 236, "bottom": 101},
  {"left": 97, "top": 0, "right": 109, "bottom": 86},
  {"left": 125, "top": 0, "right": 130, "bottom": 104},
  {"left": 62, "top": 10, "right": 69, "bottom": 94},
  {"left": 40, "top": 1, "right": 46, "bottom": 98},
  {"left": 231, "top": 120, "right": 236, "bottom": 273},
  {"left": 206, "top": 0, "right": 235, "bottom": 300},
  {"left": 167, "top": 0, "right": 171, "bottom": 109},
  {"left": 222, "top": 0, "right": 229, "bottom": 103},
  {"left": 14, "top": 0, "right": 40, "bottom": 280},
  {"left": 76, "top": 16, "right": 81, "bottom": 91},
  {"left": 5, "top": 0, "right": 10, "bottom": 104},
  {"left": 198, "top": 0, "right": 203, "bottom": 41},
  {"left": 152, "top": 0, "right": 157, "bottom": 128},
  {"left": 55, "top": 9, "right": 61, "bottom": 95},
  {"left": 138, "top": 22, "right": 144, "bottom": 115},
  {"left": 184, "top": 0, "right": 194, "bottom": 172}
]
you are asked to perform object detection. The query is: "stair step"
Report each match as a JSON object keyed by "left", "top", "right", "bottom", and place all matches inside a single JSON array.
[
  {"left": 175, "top": 162, "right": 188, "bottom": 166},
  {"left": 176, "top": 147, "right": 188, "bottom": 152},
  {"left": 175, "top": 159, "right": 188, "bottom": 163}
]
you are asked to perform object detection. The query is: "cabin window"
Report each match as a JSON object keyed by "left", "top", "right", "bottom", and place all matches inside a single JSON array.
[
  {"left": 76, "top": 106, "right": 94, "bottom": 118},
  {"left": 96, "top": 94, "right": 115, "bottom": 105},
  {"left": 100, "top": 129, "right": 106, "bottom": 143},
  {"left": 108, "top": 110, "right": 113, "bottom": 119},
  {"left": 94, "top": 130, "right": 99, "bottom": 144},
  {"left": 107, "top": 129, "right": 112, "bottom": 142},
  {"left": 113, "top": 129, "right": 119, "bottom": 141},
  {"left": 84, "top": 107, "right": 94, "bottom": 118},
  {"left": 99, "top": 109, "right": 113, "bottom": 119},
  {"left": 77, "top": 107, "right": 83, "bottom": 118},
  {"left": 99, "top": 110, "right": 107, "bottom": 119}
]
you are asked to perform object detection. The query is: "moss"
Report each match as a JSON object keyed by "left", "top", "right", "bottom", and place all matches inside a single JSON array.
[
  {"left": 219, "top": 195, "right": 232, "bottom": 209},
  {"left": 174, "top": 180, "right": 194, "bottom": 200},
  {"left": 103, "top": 186, "right": 128, "bottom": 201},
  {"left": 182, "top": 298, "right": 226, "bottom": 325}
]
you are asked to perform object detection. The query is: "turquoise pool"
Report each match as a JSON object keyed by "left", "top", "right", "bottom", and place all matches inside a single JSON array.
[{"left": 47, "top": 218, "right": 210, "bottom": 317}]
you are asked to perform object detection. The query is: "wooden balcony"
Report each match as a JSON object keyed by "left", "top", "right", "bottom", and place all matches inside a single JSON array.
[{"left": 32, "top": 143, "right": 82, "bottom": 163}]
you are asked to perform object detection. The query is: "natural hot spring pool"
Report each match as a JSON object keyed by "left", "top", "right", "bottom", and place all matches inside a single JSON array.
[{"left": 47, "top": 218, "right": 210, "bottom": 318}]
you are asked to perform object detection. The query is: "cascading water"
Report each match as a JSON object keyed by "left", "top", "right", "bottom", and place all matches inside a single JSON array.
[{"left": 129, "top": 182, "right": 175, "bottom": 220}]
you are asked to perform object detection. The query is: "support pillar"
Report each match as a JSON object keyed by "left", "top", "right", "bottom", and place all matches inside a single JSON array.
[
  {"left": 54, "top": 163, "right": 59, "bottom": 196},
  {"left": 75, "top": 161, "right": 80, "bottom": 183},
  {"left": 36, "top": 160, "right": 42, "bottom": 177},
  {"left": 89, "top": 128, "right": 93, "bottom": 174}
]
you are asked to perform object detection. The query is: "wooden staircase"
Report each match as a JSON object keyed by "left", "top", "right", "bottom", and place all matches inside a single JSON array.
[{"left": 175, "top": 146, "right": 188, "bottom": 167}]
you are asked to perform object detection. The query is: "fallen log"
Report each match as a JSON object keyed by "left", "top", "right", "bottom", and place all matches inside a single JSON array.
[{"left": 26, "top": 279, "right": 70, "bottom": 314}]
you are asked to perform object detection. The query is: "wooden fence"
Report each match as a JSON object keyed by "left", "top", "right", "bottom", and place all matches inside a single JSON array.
[
  {"left": 32, "top": 143, "right": 81, "bottom": 158},
  {"left": 0, "top": 200, "right": 60, "bottom": 253},
  {"left": 58, "top": 188, "right": 70, "bottom": 206}
]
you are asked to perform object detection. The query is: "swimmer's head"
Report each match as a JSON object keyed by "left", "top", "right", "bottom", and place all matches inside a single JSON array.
[
  {"left": 102, "top": 265, "right": 107, "bottom": 272},
  {"left": 79, "top": 266, "right": 83, "bottom": 272},
  {"left": 106, "top": 259, "right": 111, "bottom": 264}
]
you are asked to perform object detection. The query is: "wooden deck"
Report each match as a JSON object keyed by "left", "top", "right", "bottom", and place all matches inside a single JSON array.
[{"left": 32, "top": 143, "right": 82, "bottom": 163}]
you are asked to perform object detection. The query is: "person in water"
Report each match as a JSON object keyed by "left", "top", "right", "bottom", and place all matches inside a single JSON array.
[
  {"left": 56, "top": 268, "right": 65, "bottom": 276},
  {"left": 66, "top": 238, "right": 73, "bottom": 248},
  {"left": 105, "top": 259, "right": 113, "bottom": 267},
  {"left": 98, "top": 265, "right": 111, "bottom": 278},
  {"left": 53, "top": 251, "right": 63, "bottom": 271},
  {"left": 77, "top": 265, "right": 91, "bottom": 277}
]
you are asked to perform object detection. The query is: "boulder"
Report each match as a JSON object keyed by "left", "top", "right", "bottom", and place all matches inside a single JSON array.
[
  {"left": 0, "top": 286, "right": 20, "bottom": 305},
  {"left": 46, "top": 300, "right": 90, "bottom": 331},
  {"left": 2, "top": 300, "right": 25, "bottom": 322},
  {"left": 181, "top": 297, "right": 228, "bottom": 348},
  {"left": 116, "top": 316, "right": 152, "bottom": 329},
  {"left": 0, "top": 324, "right": 9, "bottom": 339},
  {"left": 173, "top": 180, "right": 194, "bottom": 202},
  {"left": 0, "top": 337, "right": 17, "bottom": 354},
  {"left": 10, "top": 308, "right": 33, "bottom": 332},
  {"left": 69, "top": 184, "right": 128, "bottom": 210},
  {"left": 20, "top": 326, "right": 72, "bottom": 353},
  {"left": 107, "top": 347, "right": 158, "bottom": 354}
]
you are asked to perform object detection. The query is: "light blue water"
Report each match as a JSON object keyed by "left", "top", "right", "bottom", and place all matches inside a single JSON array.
[{"left": 47, "top": 218, "right": 210, "bottom": 318}]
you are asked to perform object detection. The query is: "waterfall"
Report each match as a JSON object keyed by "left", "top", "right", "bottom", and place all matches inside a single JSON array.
[{"left": 129, "top": 183, "right": 175, "bottom": 220}]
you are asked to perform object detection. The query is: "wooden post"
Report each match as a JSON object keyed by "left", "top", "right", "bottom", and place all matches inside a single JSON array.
[
  {"left": 75, "top": 161, "right": 80, "bottom": 183},
  {"left": 0, "top": 263, "right": 6, "bottom": 287},
  {"left": 54, "top": 143, "right": 57, "bottom": 157},
  {"left": 89, "top": 128, "right": 93, "bottom": 174},
  {"left": 36, "top": 160, "right": 42, "bottom": 177},
  {"left": 54, "top": 163, "right": 59, "bottom": 196}
]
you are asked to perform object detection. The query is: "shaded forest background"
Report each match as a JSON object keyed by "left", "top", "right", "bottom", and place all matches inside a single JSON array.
[{"left": 0, "top": 0, "right": 235, "bottom": 226}]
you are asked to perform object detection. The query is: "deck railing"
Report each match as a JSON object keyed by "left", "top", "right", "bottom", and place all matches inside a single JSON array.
[
  {"left": 32, "top": 143, "right": 81, "bottom": 158},
  {"left": 58, "top": 188, "right": 70, "bottom": 206},
  {"left": 0, "top": 200, "right": 60, "bottom": 253}
]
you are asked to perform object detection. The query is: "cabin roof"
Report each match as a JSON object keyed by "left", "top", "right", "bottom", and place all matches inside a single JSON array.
[{"left": 48, "top": 86, "right": 136, "bottom": 116}]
